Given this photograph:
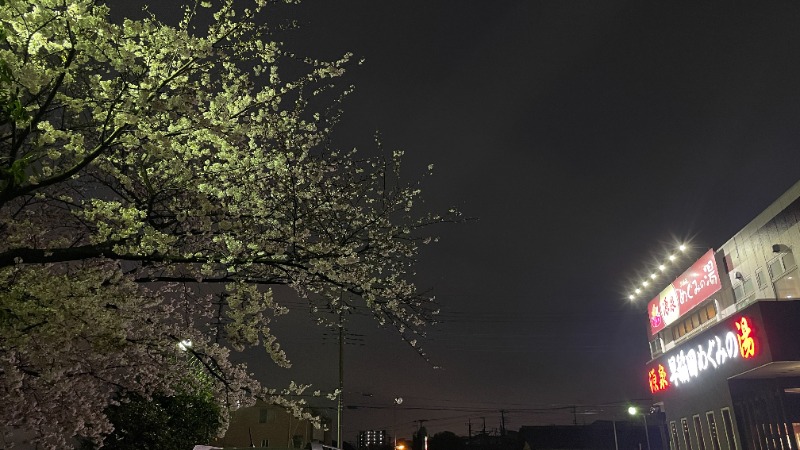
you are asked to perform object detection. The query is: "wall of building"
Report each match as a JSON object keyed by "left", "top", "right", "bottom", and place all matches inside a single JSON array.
[
  {"left": 214, "top": 402, "right": 331, "bottom": 449},
  {"left": 648, "top": 301, "right": 800, "bottom": 450},
  {"left": 643, "top": 181, "right": 800, "bottom": 450},
  {"left": 718, "top": 181, "right": 800, "bottom": 308}
]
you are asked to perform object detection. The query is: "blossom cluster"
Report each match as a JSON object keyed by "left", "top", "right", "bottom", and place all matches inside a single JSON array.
[{"left": 0, "top": 0, "right": 455, "bottom": 447}]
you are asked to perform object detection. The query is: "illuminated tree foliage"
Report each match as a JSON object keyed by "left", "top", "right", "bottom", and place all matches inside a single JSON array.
[{"left": 0, "top": 0, "right": 453, "bottom": 447}]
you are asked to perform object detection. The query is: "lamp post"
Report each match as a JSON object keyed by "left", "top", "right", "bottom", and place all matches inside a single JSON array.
[
  {"left": 337, "top": 314, "right": 344, "bottom": 449},
  {"left": 628, "top": 407, "right": 651, "bottom": 450},
  {"left": 393, "top": 397, "right": 403, "bottom": 449}
]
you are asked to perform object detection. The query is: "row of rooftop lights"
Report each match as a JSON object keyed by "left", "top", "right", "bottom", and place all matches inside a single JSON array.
[{"left": 628, "top": 244, "right": 689, "bottom": 300}]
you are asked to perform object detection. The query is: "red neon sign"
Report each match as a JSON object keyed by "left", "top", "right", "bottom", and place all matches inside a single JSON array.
[
  {"left": 648, "top": 364, "right": 670, "bottom": 394},
  {"left": 648, "top": 249, "right": 721, "bottom": 336},
  {"left": 735, "top": 316, "right": 756, "bottom": 359}
]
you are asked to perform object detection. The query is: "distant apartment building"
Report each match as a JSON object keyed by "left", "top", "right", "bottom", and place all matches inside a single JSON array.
[
  {"left": 358, "top": 430, "right": 388, "bottom": 449},
  {"left": 640, "top": 181, "right": 800, "bottom": 450},
  {"left": 213, "top": 402, "right": 332, "bottom": 449}
]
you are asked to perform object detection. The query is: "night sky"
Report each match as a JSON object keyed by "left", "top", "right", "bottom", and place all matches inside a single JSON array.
[{"left": 107, "top": 0, "right": 800, "bottom": 443}]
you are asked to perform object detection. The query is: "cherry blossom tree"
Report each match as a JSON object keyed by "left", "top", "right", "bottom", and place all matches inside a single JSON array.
[{"left": 0, "top": 0, "right": 454, "bottom": 447}]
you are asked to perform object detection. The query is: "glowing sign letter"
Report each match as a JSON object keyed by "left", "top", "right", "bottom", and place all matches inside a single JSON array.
[
  {"left": 695, "top": 345, "right": 707, "bottom": 371},
  {"left": 675, "top": 351, "right": 690, "bottom": 383},
  {"left": 668, "top": 355, "right": 680, "bottom": 386},
  {"left": 715, "top": 335, "right": 727, "bottom": 366},
  {"left": 649, "top": 364, "right": 671, "bottom": 393},
  {"left": 725, "top": 332, "right": 739, "bottom": 360},
  {"left": 658, "top": 364, "right": 669, "bottom": 390},
  {"left": 649, "top": 369, "right": 658, "bottom": 393},
  {"left": 736, "top": 317, "right": 756, "bottom": 358},
  {"left": 686, "top": 349, "right": 699, "bottom": 378},
  {"left": 705, "top": 339, "right": 718, "bottom": 369}
]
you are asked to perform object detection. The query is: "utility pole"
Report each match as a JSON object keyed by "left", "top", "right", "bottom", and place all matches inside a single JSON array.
[
  {"left": 413, "top": 419, "right": 428, "bottom": 450},
  {"left": 337, "top": 312, "right": 344, "bottom": 448},
  {"left": 500, "top": 410, "right": 506, "bottom": 436},
  {"left": 481, "top": 417, "right": 486, "bottom": 435},
  {"left": 467, "top": 419, "right": 472, "bottom": 439}
]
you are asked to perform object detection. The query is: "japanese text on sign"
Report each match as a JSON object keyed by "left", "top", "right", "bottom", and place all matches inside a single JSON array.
[
  {"left": 648, "top": 249, "right": 721, "bottom": 336},
  {"left": 647, "top": 316, "right": 758, "bottom": 394}
]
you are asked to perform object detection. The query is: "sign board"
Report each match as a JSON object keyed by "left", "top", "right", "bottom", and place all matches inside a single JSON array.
[
  {"left": 648, "top": 249, "right": 721, "bottom": 336},
  {"left": 647, "top": 315, "right": 758, "bottom": 394}
]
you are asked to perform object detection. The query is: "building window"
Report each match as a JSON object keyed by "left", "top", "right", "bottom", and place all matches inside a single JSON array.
[
  {"left": 671, "top": 303, "right": 717, "bottom": 341},
  {"left": 773, "top": 267, "right": 800, "bottom": 299},
  {"left": 733, "top": 277, "right": 755, "bottom": 303},
  {"left": 743, "top": 278, "right": 754, "bottom": 298},
  {"left": 769, "top": 252, "right": 796, "bottom": 279},
  {"left": 721, "top": 408, "right": 738, "bottom": 450},
  {"left": 755, "top": 268, "right": 766, "bottom": 290},
  {"left": 704, "top": 303, "right": 717, "bottom": 321},
  {"left": 785, "top": 252, "right": 797, "bottom": 270},
  {"left": 671, "top": 422, "right": 681, "bottom": 450},
  {"left": 693, "top": 415, "right": 706, "bottom": 450},
  {"left": 769, "top": 252, "right": 800, "bottom": 299},
  {"left": 769, "top": 254, "right": 788, "bottom": 280},
  {"left": 682, "top": 418, "right": 694, "bottom": 450},
  {"left": 649, "top": 338, "right": 663, "bottom": 357},
  {"left": 706, "top": 412, "right": 721, "bottom": 450},
  {"left": 672, "top": 321, "right": 684, "bottom": 340}
]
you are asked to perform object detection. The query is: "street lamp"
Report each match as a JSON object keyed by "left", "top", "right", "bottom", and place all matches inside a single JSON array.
[
  {"left": 628, "top": 407, "right": 651, "bottom": 450},
  {"left": 177, "top": 339, "right": 192, "bottom": 351}
]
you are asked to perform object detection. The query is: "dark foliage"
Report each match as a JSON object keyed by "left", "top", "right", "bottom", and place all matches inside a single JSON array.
[{"left": 81, "top": 392, "right": 221, "bottom": 450}]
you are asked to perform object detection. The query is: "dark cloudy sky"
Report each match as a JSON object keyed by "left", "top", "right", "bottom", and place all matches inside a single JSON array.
[
  {"left": 108, "top": 0, "right": 800, "bottom": 443},
  {"left": 268, "top": 0, "right": 800, "bottom": 441}
]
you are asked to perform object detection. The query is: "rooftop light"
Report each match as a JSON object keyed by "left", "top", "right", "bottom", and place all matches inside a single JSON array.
[{"left": 626, "top": 241, "right": 693, "bottom": 300}]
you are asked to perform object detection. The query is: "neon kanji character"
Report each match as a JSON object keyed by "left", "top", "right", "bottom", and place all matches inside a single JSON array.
[{"left": 736, "top": 317, "right": 756, "bottom": 358}]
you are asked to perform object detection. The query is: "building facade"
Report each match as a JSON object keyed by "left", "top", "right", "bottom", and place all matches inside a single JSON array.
[
  {"left": 213, "top": 402, "right": 332, "bottom": 449},
  {"left": 358, "top": 430, "right": 388, "bottom": 450},
  {"left": 642, "top": 181, "right": 800, "bottom": 450}
]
